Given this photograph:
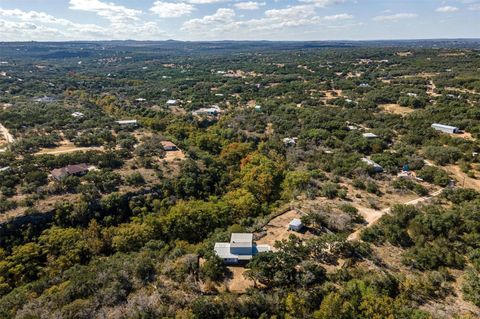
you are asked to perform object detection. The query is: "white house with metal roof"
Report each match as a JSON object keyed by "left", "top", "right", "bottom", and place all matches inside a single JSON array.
[
  {"left": 362, "top": 132, "right": 378, "bottom": 139},
  {"left": 214, "top": 233, "right": 271, "bottom": 264},
  {"left": 431, "top": 123, "right": 459, "bottom": 134}
]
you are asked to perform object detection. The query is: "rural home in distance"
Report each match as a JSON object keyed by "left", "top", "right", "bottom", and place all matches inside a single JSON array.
[
  {"left": 431, "top": 123, "right": 459, "bottom": 134},
  {"left": 115, "top": 120, "right": 138, "bottom": 126},
  {"left": 51, "top": 163, "right": 89, "bottom": 181},
  {"left": 161, "top": 141, "right": 178, "bottom": 151},
  {"left": 214, "top": 233, "right": 271, "bottom": 264}
]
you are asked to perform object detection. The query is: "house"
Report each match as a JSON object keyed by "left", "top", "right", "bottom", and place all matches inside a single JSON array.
[
  {"left": 161, "top": 141, "right": 178, "bottom": 151},
  {"left": 71, "top": 112, "right": 84, "bottom": 118},
  {"left": 361, "top": 158, "right": 383, "bottom": 173},
  {"left": 347, "top": 125, "right": 358, "bottom": 131},
  {"left": 192, "top": 105, "right": 221, "bottom": 116},
  {"left": 135, "top": 98, "right": 147, "bottom": 102},
  {"left": 283, "top": 137, "right": 298, "bottom": 146},
  {"left": 362, "top": 132, "right": 378, "bottom": 139},
  {"left": 51, "top": 163, "right": 89, "bottom": 181},
  {"left": 431, "top": 123, "right": 459, "bottom": 134},
  {"left": 288, "top": 219, "right": 304, "bottom": 232},
  {"left": 166, "top": 99, "right": 178, "bottom": 106},
  {"left": 0, "top": 166, "right": 10, "bottom": 172},
  {"left": 115, "top": 120, "right": 138, "bottom": 126},
  {"left": 214, "top": 233, "right": 271, "bottom": 264}
]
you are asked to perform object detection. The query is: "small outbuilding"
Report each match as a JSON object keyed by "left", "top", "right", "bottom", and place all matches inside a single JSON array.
[
  {"left": 71, "top": 112, "right": 84, "bottom": 118},
  {"left": 116, "top": 120, "right": 138, "bottom": 126},
  {"left": 161, "top": 141, "right": 178, "bottom": 151},
  {"left": 362, "top": 132, "right": 378, "bottom": 139},
  {"left": 431, "top": 123, "right": 459, "bottom": 134},
  {"left": 288, "top": 219, "right": 304, "bottom": 232},
  {"left": 283, "top": 137, "right": 298, "bottom": 146},
  {"left": 361, "top": 158, "right": 384, "bottom": 173}
]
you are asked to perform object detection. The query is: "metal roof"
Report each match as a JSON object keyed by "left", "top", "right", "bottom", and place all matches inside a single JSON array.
[
  {"left": 431, "top": 123, "right": 458, "bottom": 130},
  {"left": 289, "top": 219, "right": 303, "bottom": 227},
  {"left": 230, "top": 233, "right": 253, "bottom": 248}
]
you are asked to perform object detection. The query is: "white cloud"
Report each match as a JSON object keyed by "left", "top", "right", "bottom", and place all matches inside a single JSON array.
[
  {"left": 323, "top": 13, "right": 353, "bottom": 21},
  {"left": 436, "top": 6, "right": 459, "bottom": 12},
  {"left": 469, "top": 3, "right": 480, "bottom": 10},
  {"left": 298, "top": 0, "right": 345, "bottom": 8},
  {"left": 69, "top": 0, "right": 141, "bottom": 24},
  {"left": 150, "top": 1, "right": 195, "bottom": 17},
  {"left": 182, "top": 8, "right": 236, "bottom": 33},
  {"left": 184, "top": 0, "right": 230, "bottom": 3},
  {"left": 0, "top": 6, "right": 167, "bottom": 41},
  {"left": 373, "top": 13, "right": 418, "bottom": 21},
  {"left": 181, "top": 3, "right": 355, "bottom": 38},
  {"left": 264, "top": 5, "right": 316, "bottom": 20},
  {"left": 234, "top": 1, "right": 265, "bottom": 10}
]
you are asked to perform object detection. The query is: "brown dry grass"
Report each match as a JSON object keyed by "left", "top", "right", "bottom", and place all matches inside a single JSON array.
[
  {"left": 445, "top": 165, "right": 480, "bottom": 191},
  {"left": 379, "top": 104, "right": 414, "bottom": 116},
  {"left": 36, "top": 140, "right": 103, "bottom": 156},
  {"left": 256, "top": 209, "right": 313, "bottom": 248}
]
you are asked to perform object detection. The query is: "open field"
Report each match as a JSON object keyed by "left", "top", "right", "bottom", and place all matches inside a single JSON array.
[{"left": 379, "top": 104, "right": 414, "bottom": 116}]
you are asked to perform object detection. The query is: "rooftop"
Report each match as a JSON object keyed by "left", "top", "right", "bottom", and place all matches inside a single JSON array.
[
  {"left": 115, "top": 120, "right": 138, "bottom": 125},
  {"left": 161, "top": 141, "right": 177, "bottom": 148},
  {"left": 362, "top": 132, "right": 378, "bottom": 138},
  {"left": 289, "top": 219, "right": 303, "bottom": 227},
  {"left": 431, "top": 123, "right": 458, "bottom": 129},
  {"left": 230, "top": 233, "right": 253, "bottom": 248}
]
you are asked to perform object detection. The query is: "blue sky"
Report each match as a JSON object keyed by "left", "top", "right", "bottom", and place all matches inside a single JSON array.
[{"left": 0, "top": 0, "right": 478, "bottom": 41}]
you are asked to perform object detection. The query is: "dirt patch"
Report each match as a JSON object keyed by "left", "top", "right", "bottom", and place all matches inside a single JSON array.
[
  {"left": 223, "top": 266, "right": 255, "bottom": 293},
  {"left": 379, "top": 104, "right": 414, "bottom": 116},
  {"left": 256, "top": 209, "right": 313, "bottom": 248},
  {"left": 0, "top": 123, "right": 14, "bottom": 145},
  {"left": 36, "top": 140, "right": 103, "bottom": 156},
  {"left": 265, "top": 123, "right": 274, "bottom": 136},
  {"left": 163, "top": 150, "right": 186, "bottom": 162},
  {"left": 396, "top": 51, "right": 413, "bottom": 57},
  {"left": 445, "top": 87, "right": 479, "bottom": 96},
  {"left": 427, "top": 80, "right": 441, "bottom": 97},
  {"left": 445, "top": 165, "right": 480, "bottom": 191},
  {"left": 198, "top": 262, "right": 255, "bottom": 294}
]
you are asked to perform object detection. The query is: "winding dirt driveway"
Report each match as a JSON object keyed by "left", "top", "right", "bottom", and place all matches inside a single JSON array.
[{"left": 348, "top": 189, "right": 444, "bottom": 241}]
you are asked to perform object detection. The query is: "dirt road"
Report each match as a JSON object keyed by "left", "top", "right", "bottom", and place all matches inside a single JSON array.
[
  {"left": 0, "top": 123, "right": 14, "bottom": 143},
  {"left": 348, "top": 189, "right": 444, "bottom": 241},
  {"left": 35, "top": 146, "right": 103, "bottom": 156}
]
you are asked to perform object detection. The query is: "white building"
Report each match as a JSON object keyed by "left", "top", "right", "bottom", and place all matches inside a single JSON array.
[
  {"left": 288, "top": 219, "right": 304, "bottom": 232},
  {"left": 71, "top": 112, "right": 84, "bottom": 118},
  {"left": 362, "top": 132, "right": 378, "bottom": 139},
  {"left": 166, "top": 99, "right": 178, "bottom": 106},
  {"left": 115, "top": 120, "right": 138, "bottom": 126},
  {"left": 361, "top": 158, "right": 383, "bottom": 173},
  {"left": 431, "top": 123, "right": 459, "bottom": 134},
  {"left": 283, "top": 137, "right": 298, "bottom": 146},
  {"left": 192, "top": 105, "right": 221, "bottom": 116},
  {"left": 214, "top": 233, "right": 271, "bottom": 264}
]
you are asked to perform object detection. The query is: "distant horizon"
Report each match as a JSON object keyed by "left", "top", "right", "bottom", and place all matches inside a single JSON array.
[
  {"left": 0, "top": 0, "right": 479, "bottom": 42},
  {"left": 1, "top": 37, "right": 480, "bottom": 44}
]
